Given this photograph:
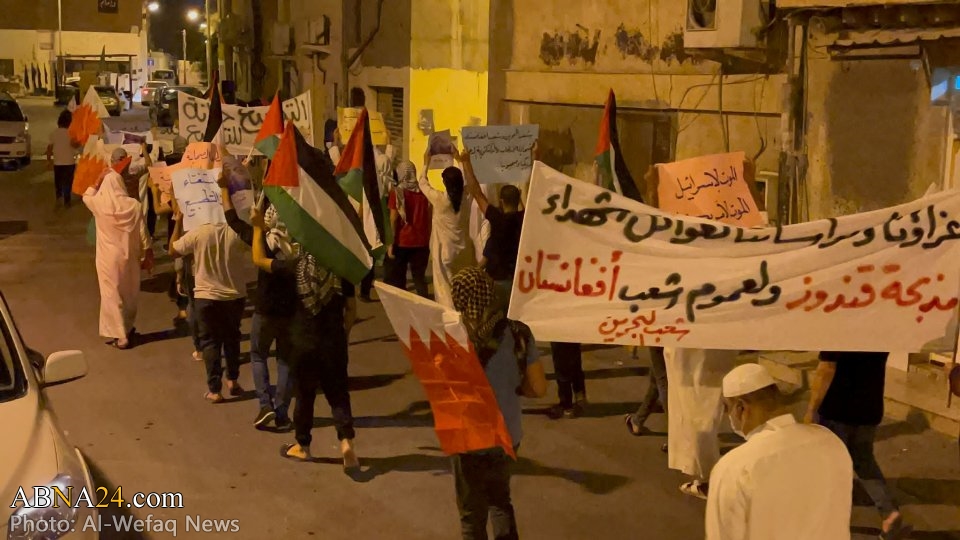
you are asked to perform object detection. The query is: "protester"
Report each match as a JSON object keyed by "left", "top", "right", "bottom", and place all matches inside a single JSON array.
[
  {"left": 706, "top": 364, "right": 853, "bottom": 540},
  {"left": 547, "top": 342, "right": 587, "bottom": 419},
  {"left": 665, "top": 348, "right": 738, "bottom": 499},
  {"left": 82, "top": 148, "right": 154, "bottom": 349},
  {"left": 459, "top": 150, "right": 524, "bottom": 301},
  {"left": 806, "top": 352, "right": 913, "bottom": 540},
  {"left": 625, "top": 347, "right": 668, "bottom": 437},
  {"left": 225, "top": 197, "right": 295, "bottom": 431},
  {"left": 386, "top": 161, "right": 431, "bottom": 297},
  {"left": 250, "top": 206, "right": 360, "bottom": 469},
  {"left": 449, "top": 267, "right": 547, "bottom": 540},
  {"left": 169, "top": 177, "right": 251, "bottom": 403},
  {"left": 419, "top": 149, "right": 474, "bottom": 308},
  {"left": 47, "top": 109, "right": 78, "bottom": 209}
]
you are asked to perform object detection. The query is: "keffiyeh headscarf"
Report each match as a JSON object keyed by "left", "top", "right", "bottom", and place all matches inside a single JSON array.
[
  {"left": 452, "top": 268, "right": 512, "bottom": 363},
  {"left": 394, "top": 161, "right": 419, "bottom": 223}
]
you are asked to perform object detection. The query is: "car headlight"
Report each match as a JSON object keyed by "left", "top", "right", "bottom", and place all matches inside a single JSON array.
[
  {"left": 8, "top": 474, "right": 82, "bottom": 540},
  {"left": 15, "top": 132, "right": 27, "bottom": 143}
]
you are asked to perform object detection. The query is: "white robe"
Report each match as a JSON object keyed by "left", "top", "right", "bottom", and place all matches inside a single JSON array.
[
  {"left": 84, "top": 171, "right": 150, "bottom": 340},
  {"left": 418, "top": 170, "right": 474, "bottom": 308},
  {"left": 666, "top": 348, "right": 739, "bottom": 479}
]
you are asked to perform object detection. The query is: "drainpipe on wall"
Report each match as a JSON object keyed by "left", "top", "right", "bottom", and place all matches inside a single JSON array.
[
  {"left": 340, "top": 0, "right": 385, "bottom": 107},
  {"left": 777, "top": 16, "right": 806, "bottom": 226}
]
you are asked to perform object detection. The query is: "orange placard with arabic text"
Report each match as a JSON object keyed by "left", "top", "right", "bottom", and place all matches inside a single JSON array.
[{"left": 656, "top": 151, "right": 762, "bottom": 227}]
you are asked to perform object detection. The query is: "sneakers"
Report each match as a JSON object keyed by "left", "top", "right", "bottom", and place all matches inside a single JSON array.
[
  {"left": 274, "top": 417, "right": 293, "bottom": 432},
  {"left": 547, "top": 403, "right": 582, "bottom": 419},
  {"left": 254, "top": 407, "right": 276, "bottom": 429}
]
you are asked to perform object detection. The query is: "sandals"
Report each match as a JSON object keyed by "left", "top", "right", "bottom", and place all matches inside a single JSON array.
[
  {"left": 680, "top": 480, "right": 709, "bottom": 500},
  {"left": 203, "top": 392, "right": 224, "bottom": 404},
  {"left": 624, "top": 414, "right": 647, "bottom": 436},
  {"left": 280, "top": 443, "right": 311, "bottom": 462},
  {"left": 879, "top": 514, "right": 913, "bottom": 540}
]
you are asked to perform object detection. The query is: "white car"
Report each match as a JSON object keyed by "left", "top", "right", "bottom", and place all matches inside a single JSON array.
[
  {"left": 0, "top": 292, "right": 98, "bottom": 539},
  {"left": 0, "top": 93, "right": 30, "bottom": 167},
  {"left": 139, "top": 81, "right": 167, "bottom": 106}
]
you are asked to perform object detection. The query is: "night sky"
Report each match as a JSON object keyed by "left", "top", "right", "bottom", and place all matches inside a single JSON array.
[{"left": 149, "top": 0, "right": 208, "bottom": 62}]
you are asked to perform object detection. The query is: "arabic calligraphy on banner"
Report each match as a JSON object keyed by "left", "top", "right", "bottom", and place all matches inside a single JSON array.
[
  {"left": 507, "top": 162, "right": 960, "bottom": 353},
  {"left": 461, "top": 125, "right": 539, "bottom": 184},
  {"left": 170, "top": 167, "right": 225, "bottom": 232},
  {"left": 337, "top": 107, "right": 388, "bottom": 146},
  {"left": 177, "top": 91, "right": 314, "bottom": 153},
  {"left": 657, "top": 151, "right": 762, "bottom": 227}
]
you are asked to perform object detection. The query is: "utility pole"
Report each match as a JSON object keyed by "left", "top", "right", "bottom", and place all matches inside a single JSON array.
[
  {"left": 205, "top": 0, "right": 212, "bottom": 84},
  {"left": 181, "top": 29, "right": 187, "bottom": 85},
  {"left": 57, "top": 0, "right": 64, "bottom": 85}
]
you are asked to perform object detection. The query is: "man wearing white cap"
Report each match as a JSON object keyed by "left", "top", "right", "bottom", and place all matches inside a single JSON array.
[{"left": 705, "top": 363, "right": 853, "bottom": 540}]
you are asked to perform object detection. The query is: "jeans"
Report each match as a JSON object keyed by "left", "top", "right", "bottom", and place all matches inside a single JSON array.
[
  {"left": 551, "top": 342, "right": 585, "bottom": 407},
  {"left": 387, "top": 246, "right": 430, "bottom": 297},
  {"left": 290, "top": 298, "right": 355, "bottom": 446},
  {"left": 631, "top": 347, "right": 668, "bottom": 422},
  {"left": 195, "top": 298, "right": 245, "bottom": 393},
  {"left": 250, "top": 312, "right": 293, "bottom": 421},
  {"left": 820, "top": 419, "right": 898, "bottom": 518},
  {"left": 53, "top": 164, "right": 74, "bottom": 206},
  {"left": 452, "top": 449, "right": 518, "bottom": 540}
]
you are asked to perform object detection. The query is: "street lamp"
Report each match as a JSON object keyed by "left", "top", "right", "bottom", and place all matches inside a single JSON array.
[
  {"left": 186, "top": 9, "right": 199, "bottom": 22},
  {"left": 147, "top": 2, "right": 159, "bottom": 13}
]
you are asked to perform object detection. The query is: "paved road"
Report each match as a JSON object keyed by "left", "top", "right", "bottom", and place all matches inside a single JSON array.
[{"left": 1, "top": 106, "right": 958, "bottom": 539}]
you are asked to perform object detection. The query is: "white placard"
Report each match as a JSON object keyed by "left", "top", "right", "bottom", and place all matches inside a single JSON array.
[
  {"left": 461, "top": 125, "right": 538, "bottom": 184},
  {"left": 171, "top": 167, "right": 225, "bottom": 231}
]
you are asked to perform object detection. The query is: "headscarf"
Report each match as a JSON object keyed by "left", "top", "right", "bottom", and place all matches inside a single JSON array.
[
  {"left": 452, "top": 267, "right": 510, "bottom": 363},
  {"left": 295, "top": 253, "right": 339, "bottom": 316},
  {"left": 92, "top": 170, "right": 142, "bottom": 234},
  {"left": 394, "top": 161, "right": 419, "bottom": 223}
]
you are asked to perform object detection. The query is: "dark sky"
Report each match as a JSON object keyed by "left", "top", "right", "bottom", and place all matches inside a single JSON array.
[{"left": 149, "top": 0, "right": 207, "bottom": 61}]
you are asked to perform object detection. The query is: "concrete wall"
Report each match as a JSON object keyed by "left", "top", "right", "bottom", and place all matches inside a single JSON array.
[
  {"left": 804, "top": 53, "right": 948, "bottom": 220},
  {"left": 0, "top": 0, "right": 141, "bottom": 33}
]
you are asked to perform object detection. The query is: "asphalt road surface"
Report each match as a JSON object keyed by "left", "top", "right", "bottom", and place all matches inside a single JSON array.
[{"left": 1, "top": 100, "right": 958, "bottom": 539}]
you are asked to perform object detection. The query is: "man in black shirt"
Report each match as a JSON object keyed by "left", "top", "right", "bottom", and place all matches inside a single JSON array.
[{"left": 806, "top": 352, "right": 911, "bottom": 540}]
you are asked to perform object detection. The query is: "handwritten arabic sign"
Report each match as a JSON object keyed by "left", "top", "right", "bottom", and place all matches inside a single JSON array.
[
  {"left": 180, "top": 142, "right": 222, "bottom": 169},
  {"left": 178, "top": 91, "right": 314, "bottom": 153},
  {"left": 507, "top": 162, "right": 960, "bottom": 353},
  {"left": 337, "top": 107, "right": 388, "bottom": 146},
  {"left": 170, "top": 168, "right": 225, "bottom": 232},
  {"left": 462, "top": 125, "right": 539, "bottom": 184},
  {"left": 657, "top": 151, "right": 762, "bottom": 227}
]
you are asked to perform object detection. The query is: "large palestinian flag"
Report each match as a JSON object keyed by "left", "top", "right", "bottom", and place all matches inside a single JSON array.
[
  {"left": 253, "top": 92, "right": 284, "bottom": 158},
  {"left": 263, "top": 122, "right": 372, "bottom": 285},
  {"left": 333, "top": 108, "right": 387, "bottom": 255},
  {"left": 595, "top": 89, "right": 643, "bottom": 202}
]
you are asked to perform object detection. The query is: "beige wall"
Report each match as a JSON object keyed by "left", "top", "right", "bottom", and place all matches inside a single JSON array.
[
  {"left": 0, "top": 0, "right": 141, "bottom": 33},
  {"left": 804, "top": 54, "right": 947, "bottom": 220}
]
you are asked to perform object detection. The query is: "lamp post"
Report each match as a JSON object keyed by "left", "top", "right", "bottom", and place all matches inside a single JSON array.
[
  {"left": 57, "top": 0, "right": 63, "bottom": 86},
  {"left": 204, "top": 0, "right": 212, "bottom": 85},
  {"left": 181, "top": 29, "right": 187, "bottom": 85}
]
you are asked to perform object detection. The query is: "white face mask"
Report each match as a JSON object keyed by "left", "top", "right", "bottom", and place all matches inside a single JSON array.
[{"left": 728, "top": 401, "right": 746, "bottom": 439}]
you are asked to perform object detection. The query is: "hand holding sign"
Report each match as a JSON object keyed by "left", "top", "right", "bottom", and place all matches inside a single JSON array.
[
  {"left": 170, "top": 167, "right": 226, "bottom": 231},
  {"left": 461, "top": 125, "right": 539, "bottom": 184}
]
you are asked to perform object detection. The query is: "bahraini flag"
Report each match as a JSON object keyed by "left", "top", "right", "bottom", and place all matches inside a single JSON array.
[
  {"left": 72, "top": 137, "right": 109, "bottom": 195},
  {"left": 263, "top": 121, "right": 373, "bottom": 285},
  {"left": 375, "top": 282, "right": 516, "bottom": 458},
  {"left": 68, "top": 86, "right": 109, "bottom": 145},
  {"left": 333, "top": 108, "right": 386, "bottom": 255},
  {"left": 253, "top": 92, "right": 284, "bottom": 159},
  {"left": 595, "top": 89, "right": 643, "bottom": 202}
]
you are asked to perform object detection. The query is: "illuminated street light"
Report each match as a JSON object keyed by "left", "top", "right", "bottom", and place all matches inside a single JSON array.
[
  {"left": 199, "top": 22, "right": 207, "bottom": 29},
  {"left": 147, "top": 1, "right": 159, "bottom": 12},
  {"left": 186, "top": 9, "right": 199, "bottom": 21}
]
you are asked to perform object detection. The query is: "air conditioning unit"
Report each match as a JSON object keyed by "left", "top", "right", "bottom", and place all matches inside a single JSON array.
[{"left": 684, "top": 0, "right": 764, "bottom": 49}]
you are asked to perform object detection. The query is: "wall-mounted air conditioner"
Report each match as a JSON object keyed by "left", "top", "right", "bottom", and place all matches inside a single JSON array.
[{"left": 684, "top": 0, "right": 764, "bottom": 49}]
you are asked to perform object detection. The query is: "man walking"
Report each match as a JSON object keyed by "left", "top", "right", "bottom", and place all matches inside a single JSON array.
[
  {"left": 169, "top": 176, "right": 252, "bottom": 403},
  {"left": 806, "top": 352, "right": 913, "bottom": 540},
  {"left": 707, "top": 363, "right": 853, "bottom": 539}
]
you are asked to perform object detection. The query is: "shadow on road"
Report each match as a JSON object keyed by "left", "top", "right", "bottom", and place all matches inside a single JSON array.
[
  {"left": 523, "top": 401, "right": 639, "bottom": 419},
  {"left": 0, "top": 220, "right": 29, "bottom": 238},
  {"left": 83, "top": 456, "right": 147, "bottom": 540},
  {"left": 313, "top": 400, "right": 432, "bottom": 429},
  {"left": 544, "top": 366, "right": 646, "bottom": 381},
  {"left": 348, "top": 373, "right": 406, "bottom": 392}
]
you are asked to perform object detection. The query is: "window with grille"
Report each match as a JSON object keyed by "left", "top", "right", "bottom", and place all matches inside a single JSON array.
[
  {"left": 0, "top": 60, "right": 13, "bottom": 79},
  {"left": 374, "top": 86, "right": 404, "bottom": 160}
]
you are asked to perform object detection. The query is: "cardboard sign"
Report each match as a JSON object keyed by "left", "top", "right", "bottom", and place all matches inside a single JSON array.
[
  {"left": 507, "top": 162, "right": 960, "bottom": 353},
  {"left": 337, "top": 107, "right": 388, "bottom": 146},
  {"left": 462, "top": 125, "right": 539, "bottom": 184},
  {"left": 180, "top": 142, "right": 222, "bottom": 169},
  {"left": 179, "top": 91, "right": 315, "bottom": 153},
  {"left": 656, "top": 151, "right": 761, "bottom": 227},
  {"left": 427, "top": 130, "right": 456, "bottom": 170},
  {"left": 170, "top": 167, "right": 225, "bottom": 231}
]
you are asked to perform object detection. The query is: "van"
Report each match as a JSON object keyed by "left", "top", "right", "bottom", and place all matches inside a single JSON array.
[{"left": 151, "top": 69, "right": 176, "bottom": 83}]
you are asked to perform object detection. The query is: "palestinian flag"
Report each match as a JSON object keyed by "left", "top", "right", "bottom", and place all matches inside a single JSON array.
[
  {"left": 332, "top": 108, "right": 386, "bottom": 255},
  {"left": 595, "top": 90, "right": 643, "bottom": 202},
  {"left": 68, "top": 86, "right": 109, "bottom": 145},
  {"left": 263, "top": 122, "right": 373, "bottom": 285},
  {"left": 253, "top": 92, "right": 284, "bottom": 158},
  {"left": 202, "top": 78, "right": 223, "bottom": 143}
]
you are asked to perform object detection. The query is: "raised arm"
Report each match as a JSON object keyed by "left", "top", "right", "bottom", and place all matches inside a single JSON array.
[
  {"left": 250, "top": 206, "right": 275, "bottom": 273},
  {"left": 804, "top": 359, "right": 837, "bottom": 424},
  {"left": 219, "top": 172, "right": 253, "bottom": 246},
  {"left": 459, "top": 149, "right": 489, "bottom": 215}
]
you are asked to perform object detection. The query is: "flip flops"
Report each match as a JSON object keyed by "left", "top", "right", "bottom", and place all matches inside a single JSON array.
[
  {"left": 879, "top": 515, "right": 913, "bottom": 540},
  {"left": 280, "top": 443, "right": 311, "bottom": 462},
  {"left": 680, "top": 480, "right": 708, "bottom": 500}
]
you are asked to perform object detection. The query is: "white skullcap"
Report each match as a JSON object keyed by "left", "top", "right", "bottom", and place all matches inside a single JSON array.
[
  {"left": 722, "top": 364, "right": 777, "bottom": 398},
  {"left": 110, "top": 147, "right": 128, "bottom": 164}
]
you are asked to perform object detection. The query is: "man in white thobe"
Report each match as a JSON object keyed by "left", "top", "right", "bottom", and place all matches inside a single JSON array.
[
  {"left": 706, "top": 363, "right": 853, "bottom": 540},
  {"left": 665, "top": 348, "right": 738, "bottom": 498},
  {"left": 83, "top": 148, "right": 152, "bottom": 348}
]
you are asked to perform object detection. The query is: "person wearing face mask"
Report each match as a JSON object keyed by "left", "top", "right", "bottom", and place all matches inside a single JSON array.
[{"left": 705, "top": 363, "right": 853, "bottom": 540}]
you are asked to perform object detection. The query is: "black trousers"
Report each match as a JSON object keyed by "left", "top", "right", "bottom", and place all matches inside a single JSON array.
[
  {"left": 360, "top": 268, "right": 375, "bottom": 297},
  {"left": 452, "top": 449, "right": 518, "bottom": 540},
  {"left": 195, "top": 298, "right": 245, "bottom": 393},
  {"left": 633, "top": 346, "right": 668, "bottom": 419},
  {"left": 53, "top": 164, "right": 74, "bottom": 206},
  {"left": 387, "top": 246, "right": 430, "bottom": 297},
  {"left": 145, "top": 188, "right": 157, "bottom": 238},
  {"left": 551, "top": 342, "right": 585, "bottom": 407},
  {"left": 290, "top": 298, "right": 355, "bottom": 446}
]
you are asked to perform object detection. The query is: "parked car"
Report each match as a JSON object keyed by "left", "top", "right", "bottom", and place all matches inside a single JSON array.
[
  {"left": 54, "top": 81, "right": 79, "bottom": 106},
  {"left": 0, "top": 291, "right": 99, "bottom": 539},
  {"left": 0, "top": 93, "right": 30, "bottom": 167},
  {"left": 153, "top": 85, "right": 203, "bottom": 127},
  {"left": 139, "top": 80, "right": 167, "bottom": 106},
  {"left": 150, "top": 69, "right": 176, "bottom": 83},
  {"left": 94, "top": 86, "right": 122, "bottom": 117}
]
